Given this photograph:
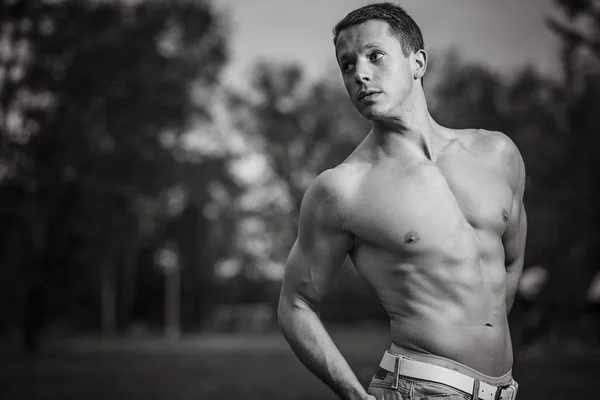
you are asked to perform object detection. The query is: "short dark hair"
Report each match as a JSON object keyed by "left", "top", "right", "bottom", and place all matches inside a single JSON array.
[{"left": 332, "top": 2, "right": 424, "bottom": 56}]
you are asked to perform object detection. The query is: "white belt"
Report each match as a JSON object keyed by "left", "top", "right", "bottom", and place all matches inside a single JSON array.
[{"left": 380, "top": 351, "right": 517, "bottom": 400}]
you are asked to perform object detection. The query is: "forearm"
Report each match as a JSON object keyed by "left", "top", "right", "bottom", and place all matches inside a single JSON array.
[{"left": 278, "top": 299, "right": 369, "bottom": 400}]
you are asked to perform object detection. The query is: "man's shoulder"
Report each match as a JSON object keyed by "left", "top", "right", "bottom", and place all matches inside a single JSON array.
[
  {"left": 469, "top": 129, "right": 525, "bottom": 187},
  {"left": 314, "top": 163, "right": 361, "bottom": 193},
  {"left": 465, "top": 129, "right": 517, "bottom": 154},
  {"left": 302, "top": 163, "right": 362, "bottom": 222},
  {"left": 459, "top": 129, "right": 521, "bottom": 163}
]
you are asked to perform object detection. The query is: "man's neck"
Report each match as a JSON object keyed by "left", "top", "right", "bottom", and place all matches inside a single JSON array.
[{"left": 368, "top": 94, "right": 444, "bottom": 161}]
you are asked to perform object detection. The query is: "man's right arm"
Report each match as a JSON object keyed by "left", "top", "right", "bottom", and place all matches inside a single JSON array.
[{"left": 277, "top": 169, "right": 372, "bottom": 400}]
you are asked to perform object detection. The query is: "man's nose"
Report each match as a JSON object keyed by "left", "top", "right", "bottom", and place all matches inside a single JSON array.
[{"left": 354, "top": 60, "right": 372, "bottom": 84}]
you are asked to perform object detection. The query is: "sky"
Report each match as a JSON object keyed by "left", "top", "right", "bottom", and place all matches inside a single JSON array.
[{"left": 215, "top": 0, "right": 563, "bottom": 91}]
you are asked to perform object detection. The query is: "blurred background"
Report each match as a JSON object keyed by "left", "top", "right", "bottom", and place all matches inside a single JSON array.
[{"left": 0, "top": 0, "right": 599, "bottom": 399}]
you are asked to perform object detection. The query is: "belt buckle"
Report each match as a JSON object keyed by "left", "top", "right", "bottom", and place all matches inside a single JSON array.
[
  {"left": 389, "top": 352, "right": 409, "bottom": 391},
  {"left": 391, "top": 355, "right": 400, "bottom": 390},
  {"left": 495, "top": 381, "right": 518, "bottom": 400}
]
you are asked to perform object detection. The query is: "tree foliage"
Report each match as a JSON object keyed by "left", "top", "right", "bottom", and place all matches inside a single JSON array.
[{"left": 0, "top": 0, "right": 237, "bottom": 339}]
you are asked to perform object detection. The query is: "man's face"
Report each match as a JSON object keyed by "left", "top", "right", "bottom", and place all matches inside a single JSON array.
[{"left": 335, "top": 20, "right": 415, "bottom": 120}]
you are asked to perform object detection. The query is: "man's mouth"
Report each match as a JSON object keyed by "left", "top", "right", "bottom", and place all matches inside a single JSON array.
[{"left": 358, "top": 91, "right": 381, "bottom": 100}]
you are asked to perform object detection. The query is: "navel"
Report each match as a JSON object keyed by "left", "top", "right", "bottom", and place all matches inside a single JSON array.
[
  {"left": 404, "top": 231, "right": 420, "bottom": 244},
  {"left": 501, "top": 209, "right": 509, "bottom": 222}
]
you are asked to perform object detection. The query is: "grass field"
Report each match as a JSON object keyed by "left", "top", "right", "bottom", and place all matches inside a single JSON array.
[{"left": 0, "top": 326, "right": 598, "bottom": 400}]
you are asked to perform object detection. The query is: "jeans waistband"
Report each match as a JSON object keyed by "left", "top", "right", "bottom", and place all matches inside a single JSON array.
[{"left": 389, "top": 343, "right": 512, "bottom": 387}]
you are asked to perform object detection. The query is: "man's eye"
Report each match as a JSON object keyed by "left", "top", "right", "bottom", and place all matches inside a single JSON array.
[
  {"left": 342, "top": 63, "right": 354, "bottom": 72},
  {"left": 369, "top": 52, "right": 384, "bottom": 61}
]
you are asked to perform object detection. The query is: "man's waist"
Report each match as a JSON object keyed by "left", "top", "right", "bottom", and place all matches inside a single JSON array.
[
  {"left": 379, "top": 344, "right": 517, "bottom": 400},
  {"left": 388, "top": 318, "right": 513, "bottom": 375}
]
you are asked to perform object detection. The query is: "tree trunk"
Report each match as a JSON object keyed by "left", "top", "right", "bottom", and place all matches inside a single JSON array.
[
  {"left": 120, "top": 235, "right": 140, "bottom": 330},
  {"left": 164, "top": 267, "right": 181, "bottom": 339},
  {"left": 101, "top": 260, "right": 117, "bottom": 336}
]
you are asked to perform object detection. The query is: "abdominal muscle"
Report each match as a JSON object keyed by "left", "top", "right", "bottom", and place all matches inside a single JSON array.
[{"left": 352, "top": 248, "right": 513, "bottom": 377}]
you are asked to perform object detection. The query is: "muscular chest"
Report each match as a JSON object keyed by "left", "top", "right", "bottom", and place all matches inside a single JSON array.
[{"left": 347, "top": 154, "right": 513, "bottom": 253}]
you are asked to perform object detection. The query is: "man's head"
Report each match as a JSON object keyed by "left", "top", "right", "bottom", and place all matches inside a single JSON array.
[
  {"left": 333, "top": 2, "right": 426, "bottom": 120},
  {"left": 333, "top": 2, "right": 424, "bottom": 57}
]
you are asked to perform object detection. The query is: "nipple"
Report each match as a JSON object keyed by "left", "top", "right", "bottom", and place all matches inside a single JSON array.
[
  {"left": 404, "top": 231, "right": 420, "bottom": 244},
  {"left": 502, "top": 209, "right": 509, "bottom": 222}
]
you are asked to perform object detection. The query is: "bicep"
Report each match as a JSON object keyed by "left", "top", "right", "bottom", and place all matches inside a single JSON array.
[
  {"left": 282, "top": 228, "right": 352, "bottom": 310},
  {"left": 279, "top": 182, "right": 353, "bottom": 311}
]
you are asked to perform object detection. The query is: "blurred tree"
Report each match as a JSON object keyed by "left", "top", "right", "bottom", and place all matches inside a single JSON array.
[
  {"left": 521, "top": 0, "right": 600, "bottom": 345},
  {"left": 0, "top": 0, "right": 235, "bottom": 344}
]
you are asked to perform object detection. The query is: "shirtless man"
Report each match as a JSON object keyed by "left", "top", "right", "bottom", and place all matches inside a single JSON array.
[{"left": 277, "top": 3, "right": 527, "bottom": 400}]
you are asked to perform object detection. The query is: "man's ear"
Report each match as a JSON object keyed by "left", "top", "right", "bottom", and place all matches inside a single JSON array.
[{"left": 413, "top": 49, "right": 427, "bottom": 80}]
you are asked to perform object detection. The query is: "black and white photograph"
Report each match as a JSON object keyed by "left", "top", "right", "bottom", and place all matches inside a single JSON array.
[{"left": 0, "top": 1, "right": 599, "bottom": 399}]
